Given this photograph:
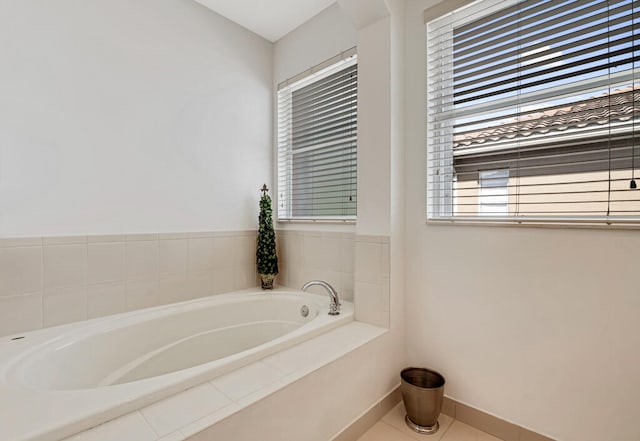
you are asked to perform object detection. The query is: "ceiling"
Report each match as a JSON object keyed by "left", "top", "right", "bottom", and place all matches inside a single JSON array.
[{"left": 193, "top": 0, "right": 337, "bottom": 42}]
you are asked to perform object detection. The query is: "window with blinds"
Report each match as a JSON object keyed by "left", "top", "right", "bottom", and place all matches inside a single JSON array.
[
  {"left": 426, "top": 0, "right": 640, "bottom": 225},
  {"left": 277, "top": 52, "right": 357, "bottom": 221}
]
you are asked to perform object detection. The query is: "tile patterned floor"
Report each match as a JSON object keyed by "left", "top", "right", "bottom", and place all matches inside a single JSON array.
[{"left": 357, "top": 403, "right": 503, "bottom": 441}]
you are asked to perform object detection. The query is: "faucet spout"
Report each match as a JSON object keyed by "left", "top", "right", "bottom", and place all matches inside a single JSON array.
[{"left": 301, "top": 280, "right": 340, "bottom": 315}]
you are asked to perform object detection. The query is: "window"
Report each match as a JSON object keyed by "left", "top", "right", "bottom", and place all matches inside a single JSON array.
[
  {"left": 277, "top": 50, "right": 357, "bottom": 221},
  {"left": 479, "top": 169, "right": 509, "bottom": 215},
  {"left": 426, "top": 0, "right": 640, "bottom": 225}
]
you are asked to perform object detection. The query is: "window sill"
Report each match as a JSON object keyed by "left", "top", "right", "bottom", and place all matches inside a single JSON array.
[
  {"left": 426, "top": 217, "right": 640, "bottom": 230},
  {"left": 277, "top": 218, "right": 356, "bottom": 233},
  {"left": 277, "top": 218, "right": 356, "bottom": 224}
]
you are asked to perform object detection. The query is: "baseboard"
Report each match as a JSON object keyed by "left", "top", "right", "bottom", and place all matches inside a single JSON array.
[
  {"left": 330, "top": 390, "right": 557, "bottom": 441},
  {"left": 331, "top": 385, "right": 402, "bottom": 441},
  {"left": 443, "top": 396, "right": 557, "bottom": 441}
]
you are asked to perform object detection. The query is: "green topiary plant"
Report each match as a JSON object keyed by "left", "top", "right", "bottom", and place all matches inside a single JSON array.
[{"left": 257, "top": 184, "right": 278, "bottom": 289}]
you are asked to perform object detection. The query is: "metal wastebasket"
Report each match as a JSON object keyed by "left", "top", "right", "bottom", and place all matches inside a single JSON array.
[{"left": 400, "top": 367, "right": 445, "bottom": 435}]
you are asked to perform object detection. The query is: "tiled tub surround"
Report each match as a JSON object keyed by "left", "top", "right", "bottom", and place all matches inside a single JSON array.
[
  {"left": 275, "top": 230, "right": 355, "bottom": 300},
  {"left": 276, "top": 231, "right": 390, "bottom": 329},
  {"left": 0, "top": 289, "right": 355, "bottom": 441},
  {"left": 60, "top": 322, "right": 388, "bottom": 441},
  {"left": 0, "top": 231, "right": 258, "bottom": 337},
  {"left": 354, "top": 235, "right": 390, "bottom": 328}
]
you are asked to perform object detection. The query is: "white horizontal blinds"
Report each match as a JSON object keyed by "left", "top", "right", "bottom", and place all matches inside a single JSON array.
[
  {"left": 277, "top": 56, "right": 357, "bottom": 220},
  {"left": 427, "top": 0, "right": 640, "bottom": 223}
]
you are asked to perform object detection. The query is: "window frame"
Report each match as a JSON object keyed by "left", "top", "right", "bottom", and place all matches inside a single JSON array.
[
  {"left": 425, "top": 0, "right": 640, "bottom": 229},
  {"left": 276, "top": 49, "right": 358, "bottom": 223}
]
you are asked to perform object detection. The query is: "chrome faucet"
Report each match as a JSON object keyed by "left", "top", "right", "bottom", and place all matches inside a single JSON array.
[{"left": 302, "top": 280, "right": 341, "bottom": 316}]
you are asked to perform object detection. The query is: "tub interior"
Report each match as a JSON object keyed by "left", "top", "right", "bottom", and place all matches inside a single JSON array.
[
  {"left": 105, "top": 321, "right": 299, "bottom": 385},
  {"left": 11, "top": 294, "right": 319, "bottom": 390}
]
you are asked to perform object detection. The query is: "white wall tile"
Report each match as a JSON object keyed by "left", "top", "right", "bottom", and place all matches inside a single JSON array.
[
  {"left": 284, "top": 233, "right": 303, "bottom": 263},
  {"left": 187, "top": 271, "right": 215, "bottom": 299},
  {"left": 341, "top": 272, "right": 355, "bottom": 301},
  {"left": 0, "top": 246, "right": 42, "bottom": 297},
  {"left": 354, "top": 280, "right": 384, "bottom": 327},
  {"left": 211, "top": 269, "right": 236, "bottom": 295},
  {"left": 0, "top": 293, "right": 42, "bottom": 336},
  {"left": 236, "top": 234, "right": 256, "bottom": 266},
  {"left": 0, "top": 230, "right": 258, "bottom": 334},
  {"left": 87, "top": 282, "right": 126, "bottom": 319},
  {"left": 43, "top": 286, "right": 87, "bottom": 327},
  {"left": 126, "top": 241, "right": 159, "bottom": 281},
  {"left": 187, "top": 238, "right": 215, "bottom": 273},
  {"left": 158, "top": 277, "right": 189, "bottom": 306},
  {"left": 87, "top": 235, "right": 126, "bottom": 243},
  {"left": 126, "top": 234, "right": 159, "bottom": 242},
  {"left": 304, "top": 235, "right": 341, "bottom": 271},
  {"left": 43, "top": 236, "right": 87, "bottom": 245},
  {"left": 381, "top": 243, "right": 390, "bottom": 278},
  {"left": 43, "top": 244, "right": 87, "bottom": 290},
  {"left": 126, "top": 279, "right": 160, "bottom": 311},
  {"left": 158, "top": 233, "right": 190, "bottom": 240},
  {"left": 235, "top": 267, "right": 258, "bottom": 290},
  {"left": 341, "top": 237, "right": 356, "bottom": 273},
  {"left": 88, "top": 243, "right": 125, "bottom": 285},
  {"left": 275, "top": 231, "right": 356, "bottom": 307},
  {"left": 355, "top": 241, "right": 382, "bottom": 283},
  {"left": 0, "top": 237, "right": 42, "bottom": 247},
  {"left": 212, "top": 237, "right": 236, "bottom": 269},
  {"left": 159, "top": 239, "right": 187, "bottom": 278}
]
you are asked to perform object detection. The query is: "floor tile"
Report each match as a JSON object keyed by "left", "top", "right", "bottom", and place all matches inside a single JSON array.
[
  {"left": 383, "top": 403, "right": 454, "bottom": 441},
  {"left": 357, "top": 421, "right": 416, "bottom": 441},
  {"left": 441, "top": 421, "right": 503, "bottom": 441}
]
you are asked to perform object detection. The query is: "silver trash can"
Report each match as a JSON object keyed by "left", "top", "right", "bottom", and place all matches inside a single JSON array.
[{"left": 400, "top": 367, "right": 445, "bottom": 435}]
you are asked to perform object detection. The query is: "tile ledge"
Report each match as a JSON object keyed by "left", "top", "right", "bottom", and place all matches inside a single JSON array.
[{"left": 62, "top": 322, "right": 388, "bottom": 441}]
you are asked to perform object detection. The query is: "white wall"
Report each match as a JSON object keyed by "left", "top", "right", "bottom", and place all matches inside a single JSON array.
[
  {"left": 403, "top": 1, "right": 640, "bottom": 441},
  {"left": 273, "top": 3, "right": 357, "bottom": 233},
  {"left": 273, "top": 3, "right": 357, "bottom": 87},
  {"left": 354, "top": 16, "right": 392, "bottom": 237},
  {"left": 273, "top": 5, "right": 408, "bottom": 441},
  {"left": 0, "top": 0, "right": 273, "bottom": 237}
]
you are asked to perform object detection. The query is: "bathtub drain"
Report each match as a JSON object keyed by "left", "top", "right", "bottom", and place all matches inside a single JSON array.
[{"left": 300, "top": 305, "right": 309, "bottom": 317}]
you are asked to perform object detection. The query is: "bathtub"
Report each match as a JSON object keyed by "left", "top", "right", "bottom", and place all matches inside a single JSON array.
[{"left": 0, "top": 289, "right": 354, "bottom": 441}]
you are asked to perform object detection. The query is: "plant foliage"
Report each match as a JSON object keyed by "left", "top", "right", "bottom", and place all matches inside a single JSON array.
[{"left": 257, "top": 191, "right": 278, "bottom": 276}]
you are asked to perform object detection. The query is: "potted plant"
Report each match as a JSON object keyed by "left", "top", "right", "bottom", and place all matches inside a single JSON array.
[{"left": 257, "top": 184, "right": 278, "bottom": 289}]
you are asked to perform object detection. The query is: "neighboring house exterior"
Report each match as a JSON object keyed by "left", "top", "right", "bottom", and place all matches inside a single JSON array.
[{"left": 451, "top": 86, "right": 640, "bottom": 217}]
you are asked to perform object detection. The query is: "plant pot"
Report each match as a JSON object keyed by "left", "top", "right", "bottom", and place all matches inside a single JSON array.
[{"left": 259, "top": 274, "right": 275, "bottom": 290}]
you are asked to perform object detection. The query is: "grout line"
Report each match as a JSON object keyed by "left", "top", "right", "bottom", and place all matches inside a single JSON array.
[
  {"left": 438, "top": 416, "right": 455, "bottom": 441},
  {"left": 84, "top": 242, "right": 88, "bottom": 319},
  {"left": 40, "top": 242, "right": 44, "bottom": 329},
  {"left": 379, "top": 420, "right": 414, "bottom": 440},
  {"left": 138, "top": 409, "right": 161, "bottom": 438},
  {"left": 124, "top": 241, "right": 129, "bottom": 311}
]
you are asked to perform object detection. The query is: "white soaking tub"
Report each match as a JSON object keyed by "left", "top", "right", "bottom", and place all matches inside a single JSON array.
[{"left": 0, "top": 289, "right": 353, "bottom": 441}]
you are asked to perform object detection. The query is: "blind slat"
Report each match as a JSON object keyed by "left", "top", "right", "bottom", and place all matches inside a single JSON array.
[
  {"left": 277, "top": 56, "right": 358, "bottom": 220},
  {"left": 426, "top": 0, "right": 640, "bottom": 223}
]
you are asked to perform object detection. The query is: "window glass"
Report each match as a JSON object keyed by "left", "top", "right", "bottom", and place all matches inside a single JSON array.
[
  {"left": 427, "top": 0, "right": 640, "bottom": 225},
  {"left": 277, "top": 57, "right": 357, "bottom": 221}
]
